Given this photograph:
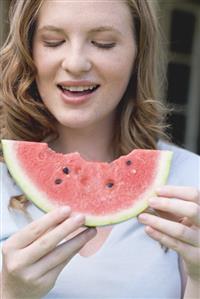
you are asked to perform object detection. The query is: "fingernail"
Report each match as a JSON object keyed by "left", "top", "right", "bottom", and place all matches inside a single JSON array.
[
  {"left": 156, "top": 186, "right": 167, "bottom": 194},
  {"left": 73, "top": 214, "right": 85, "bottom": 223},
  {"left": 145, "top": 226, "right": 154, "bottom": 234},
  {"left": 148, "top": 197, "right": 157, "bottom": 204},
  {"left": 88, "top": 228, "right": 97, "bottom": 237},
  {"left": 138, "top": 214, "right": 147, "bottom": 221},
  {"left": 60, "top": 206, "right": 71, "bottom": 214}
]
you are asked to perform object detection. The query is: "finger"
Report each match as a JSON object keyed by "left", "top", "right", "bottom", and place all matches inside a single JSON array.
[
  {"left": 148, "top": 197, "right": 200, "bottom": 227},
  {"left": 144, "top": 208, "right": 193, "bottom": 228},
  {"left": 138, "top": 213, "right": 199, "bottom": 246},
  {"left": 36, "top": 228, "right": 97, "bottom": 277},
  {"left": 23, "top": 214, "right": 87, "bottom": 264},
  {"left": 144, "top": 206, "right": 186, "bottom": 223},
  {"left": 7, "top": 207, "right": 71, "bottom": 249},
  {"left": 144, "top": 226, "right": 199, "bottom": 266},
  {"left": 156, "top": 186, "right": 200, "bottom": 204},
  {"left": 179, "top": 217, "right": 193, "bottom": 227}
]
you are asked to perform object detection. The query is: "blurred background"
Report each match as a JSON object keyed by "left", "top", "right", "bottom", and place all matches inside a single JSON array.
[{"left": 1, "top": 0, "right": 200, "bottom": 154}]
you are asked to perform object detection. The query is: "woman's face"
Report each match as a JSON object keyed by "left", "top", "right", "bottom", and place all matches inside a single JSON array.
[{"left": 33, "top": 0, "right": 137, "bottom": 130}]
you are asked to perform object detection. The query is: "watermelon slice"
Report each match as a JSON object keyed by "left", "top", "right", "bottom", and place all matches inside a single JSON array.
[{"left": 1, "top": 140, "right": 172, "bottom": 226}]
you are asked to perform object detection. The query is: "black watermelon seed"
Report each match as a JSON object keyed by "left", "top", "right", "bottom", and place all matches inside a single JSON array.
[
  {"left": 55, "top": 179, "right": 62, "bottom": 185},
  {"left": 63, "top": 167, "right": 70, "bottom": 174},
  {"left": 126, "top": 160, "right": 132, "bottom": 165},
  {"left": 107, "top": 182, "right": 114, "bottom": 188}
]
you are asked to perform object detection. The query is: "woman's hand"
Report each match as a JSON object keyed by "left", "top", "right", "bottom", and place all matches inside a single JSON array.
[
  {"left": 2, "top": 207, "right": 97, "bottom": 299},
  {"left": 138, "top": 186, "right": 200, "bottom": 282}
]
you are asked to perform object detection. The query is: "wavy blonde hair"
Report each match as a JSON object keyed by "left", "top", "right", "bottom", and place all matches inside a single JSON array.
[{"left": 0, "top": 0, "right": 170, "bottom": 209}]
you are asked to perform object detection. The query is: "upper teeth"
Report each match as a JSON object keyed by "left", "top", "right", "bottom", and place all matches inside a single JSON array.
[{"left": 61, "top": 85, "right": 97, "bottom": 92}]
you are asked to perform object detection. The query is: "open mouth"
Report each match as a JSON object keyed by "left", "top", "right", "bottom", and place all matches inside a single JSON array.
[{"left": 57, "top": 84, "right": 100, "bottom": 97}]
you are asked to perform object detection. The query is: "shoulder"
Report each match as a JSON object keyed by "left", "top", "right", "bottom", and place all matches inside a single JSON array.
[
  {"left": 1, "top": 161, "right": 23, "bottom": 218},
  {"left": 1, "top": 161, "right": 23, "bottom": 196},
  {"left": 1, "top": 162, "right": 21, "bottom": 247},
  {"left": 1, "top": 160, "right": 45, "bottom": 220},
  {"left": 157, "top": 140, "right": 200, "bottom": 188},
  {"left": 1, "top": 162, "right": 44, "bottom": 249},
  {"left": 158, "top": 139, "right": 199, "bottom": 165}
]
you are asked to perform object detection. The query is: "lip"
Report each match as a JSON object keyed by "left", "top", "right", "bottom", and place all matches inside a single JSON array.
[
  {"left": 57, "top": 80, "right": 100, "bottom": 87},
  {"left": 57, "top": 81, "right": 100, "bottom": 105}
]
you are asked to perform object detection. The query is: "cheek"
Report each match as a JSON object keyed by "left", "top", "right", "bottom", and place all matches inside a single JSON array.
[
  {"left": 100, "top": 47, "right": 135, "bottom": 85},
  {"left": 33, "top": 47, "right": 58, "bottom": 79},
  {"left": 34, "top": 51, "right": 57, "bottom": 100},
  {"left": 118, "top": 48, "right": 136, "bottom": 78},
  {"left": 105, "top": 59, "right": 134, "bottom": 94}
]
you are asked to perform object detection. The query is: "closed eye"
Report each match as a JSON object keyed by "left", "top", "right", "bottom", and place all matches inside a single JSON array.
[
  {"left": 43, "top": 40, "right": 116, "bottom": 49},
  {"left": 43, "top": 41, "right": 65, "bottom": 48},
  {"left": 91, "top": 41, "right": 116, "bottom": 49}
]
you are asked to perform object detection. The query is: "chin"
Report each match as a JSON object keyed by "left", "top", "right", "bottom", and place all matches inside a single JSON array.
[{"left": 57, "top": 115, "right": 95, "bottom": 130}]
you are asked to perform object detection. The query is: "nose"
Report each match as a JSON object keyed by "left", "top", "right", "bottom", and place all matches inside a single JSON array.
[{"left": 61, "top": 43, "right": 92, "bottom": 75}]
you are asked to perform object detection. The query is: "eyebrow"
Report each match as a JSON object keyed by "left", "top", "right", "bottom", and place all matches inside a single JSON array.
[
  {"left": 38, "top": 25, "right": 65, "bottom": 33},
  {"left": 38, "top": 25, "right": 122, "bottom": 35}
]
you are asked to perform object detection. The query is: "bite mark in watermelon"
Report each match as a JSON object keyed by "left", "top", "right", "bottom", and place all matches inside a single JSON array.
[{"left": 1, "top": 140, "right": 173, "bottom": 226}]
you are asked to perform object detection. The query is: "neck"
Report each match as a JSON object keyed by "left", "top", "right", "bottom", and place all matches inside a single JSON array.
[{"left": 49, "top": 117, "right": 116, "bottom": 162}]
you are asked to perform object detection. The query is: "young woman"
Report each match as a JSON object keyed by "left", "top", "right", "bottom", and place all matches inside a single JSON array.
[{"left": 0, "top": 1, "right": 199, "bottom": 298}]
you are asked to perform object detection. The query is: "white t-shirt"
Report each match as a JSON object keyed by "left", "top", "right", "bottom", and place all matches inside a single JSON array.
[{"left": 1, "top": 141, "right": 200, "bottom": 299}]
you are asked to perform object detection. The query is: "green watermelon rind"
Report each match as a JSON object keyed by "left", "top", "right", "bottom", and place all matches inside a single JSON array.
[
  {"left": 1, "top": 139, "right": 173, "bottom": 227},
  {"left": 2, "top": 140, "right": 57, "bottom": 212}
]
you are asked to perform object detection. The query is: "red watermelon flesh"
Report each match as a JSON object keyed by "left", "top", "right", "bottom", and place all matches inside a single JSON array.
[{"left": 1, "top": 140, "right": 173, "bottom": 226}]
